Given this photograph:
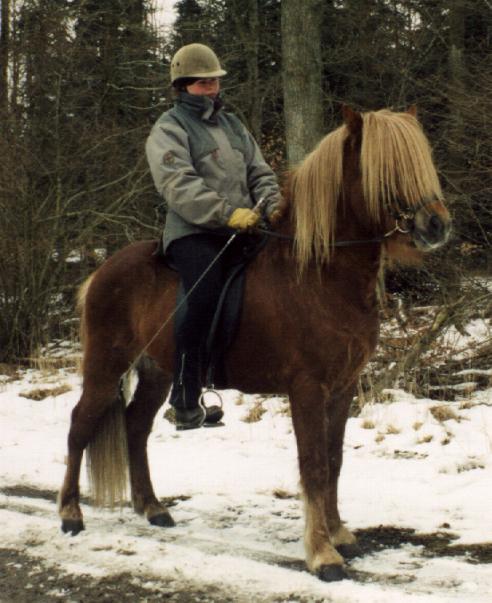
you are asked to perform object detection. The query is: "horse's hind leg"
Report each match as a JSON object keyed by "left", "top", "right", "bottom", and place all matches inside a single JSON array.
[
  {"left": 59, "top": 349, "right": 129, "bottom": 534},
  {"left": 289, "top": 374, "right": 346, "bottom": 582},
  {"left": 126, "top": 356, "right": 175, "bottom": 527},
  {"left": 323, "top": 384, "right": 360, "bottom": 558}
]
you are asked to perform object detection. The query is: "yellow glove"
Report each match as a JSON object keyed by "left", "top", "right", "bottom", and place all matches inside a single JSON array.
[{"left": 227, "top": 208, "right": 260, "bottom": 230}]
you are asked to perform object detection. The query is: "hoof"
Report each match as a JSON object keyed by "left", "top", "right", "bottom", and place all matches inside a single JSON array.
[
  {"left": 336, "top": 542, "right": 362, "bottom": 559},
  {"left": 148, "top": 512, "right": 175, "bottom": 528},
  {"left": 61, "top": 519, "right": 85, "bottom": 536},
  {"left": 316, "top": 564, "right": 347, "bottom": 582}
]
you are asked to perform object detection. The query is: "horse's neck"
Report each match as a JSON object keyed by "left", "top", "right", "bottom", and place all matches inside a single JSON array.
[{"left": 267, "top": 212, "right": 382, "bottom": 309}]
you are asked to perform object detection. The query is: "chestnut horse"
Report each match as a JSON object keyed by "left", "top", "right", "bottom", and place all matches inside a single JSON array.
[{"left": 59, "top": 106, "right": 451, "bottom": 581}]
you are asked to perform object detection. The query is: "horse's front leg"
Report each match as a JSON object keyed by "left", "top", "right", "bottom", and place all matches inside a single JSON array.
[
  {"left": 323, "top": 385, "right": 360, "bottom": 558},
  {"left": 289, "top": 374, "right": 346, "bottom": 581}
]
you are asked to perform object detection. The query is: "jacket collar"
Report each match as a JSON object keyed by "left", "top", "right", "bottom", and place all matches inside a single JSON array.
[{"left": 176, "top": 92, "right": 223, "bottom": 123}]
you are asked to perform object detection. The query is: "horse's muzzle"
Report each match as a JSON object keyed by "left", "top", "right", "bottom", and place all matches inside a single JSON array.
[{"left": 412, "top": 202, "right": 452, "bottom": 250}]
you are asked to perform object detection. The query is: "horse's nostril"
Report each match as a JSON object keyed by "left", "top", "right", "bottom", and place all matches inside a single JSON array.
[
  {"left": 414, "top": 212, "right": 450, "bottom": 249},
  {"left": 429, "top": 214, "right": 444, "bottom": 237}
]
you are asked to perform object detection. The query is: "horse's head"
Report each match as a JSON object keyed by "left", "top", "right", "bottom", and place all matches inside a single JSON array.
[
  {"left": 342, "top": 105, "right": 451, "bottom": 264},
  {"left": 290, "top": 105, "right": 451, "bottom": 271}
]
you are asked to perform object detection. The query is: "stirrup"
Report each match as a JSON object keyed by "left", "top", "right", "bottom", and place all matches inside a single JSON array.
[
  {"left": 199, "top": 388, "right": 224, "bottom": 410},
  {"left": 199, "top": 389, "right": 224, "bottom": 427}
]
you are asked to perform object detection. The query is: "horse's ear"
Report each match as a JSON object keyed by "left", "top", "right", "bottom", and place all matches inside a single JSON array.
[
  {"left": 342, "top": 105, "right": 363, "bottom": 136},
  {"left": 407, "top": 104, "right": 417, "bottom": 118}
]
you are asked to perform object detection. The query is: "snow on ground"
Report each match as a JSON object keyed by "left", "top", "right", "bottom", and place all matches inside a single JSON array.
[{"left": 1, "top": 361, "right": 492, "bottom": 602}]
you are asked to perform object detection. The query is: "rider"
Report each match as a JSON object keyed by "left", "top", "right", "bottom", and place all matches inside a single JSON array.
[{"left": 146, "top": 43, "right": 282, "bottom": 430}]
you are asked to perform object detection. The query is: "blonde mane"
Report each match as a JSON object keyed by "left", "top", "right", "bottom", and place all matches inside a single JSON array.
[{"left": 291, "top": 109, "right": 443, "bottom": 271}]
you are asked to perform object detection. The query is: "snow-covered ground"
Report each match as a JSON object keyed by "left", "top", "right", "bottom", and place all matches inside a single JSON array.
[{"left": 1, "top": 360, "right": 492, "bottom": 601}]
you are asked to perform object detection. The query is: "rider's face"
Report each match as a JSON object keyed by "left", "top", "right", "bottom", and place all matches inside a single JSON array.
[{"left": 186, "top": 78, "right": 220, "bottom": 98}]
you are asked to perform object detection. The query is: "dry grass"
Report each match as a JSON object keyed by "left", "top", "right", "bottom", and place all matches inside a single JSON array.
[
  {"left": 19, "top": 383, "right": 72, "bottom": 401},
  {"left": 386, "top": 424, "right": 401, "bottom": 435},
  {"left": 163, "top": 407, "right": 176, "bottom": 424},
  {"left": 456, "top": 459, "right": 485, "bottom": 473},
  {"left": 362, "top": 419, "right": 375, "bottom": 429},
  {"left": 235, "top": 393, "right": 245, "bottom": 405},
  {"left": 278, "top": 399, "right": 292, "bottom": 417},
  {"left": 430, "top": 405, "right": 461, "bottom": 423},
  {"left": 0, "top": 363, "right": 22, "bottom": 381},
  {"left": 273, "top": 488, "right": 298, "bottom": 500},
  {"left": 29, "top": 354, "right": 81, "bottom": 372},
  {"left": 242, "top": 399, "right": 267, "bottom": 423},
  {"left": 0, "top": 363, "right": 21, "bottom": 390}
]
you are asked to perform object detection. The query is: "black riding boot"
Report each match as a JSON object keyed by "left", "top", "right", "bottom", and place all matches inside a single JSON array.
[{"left": 169, "top": 350, "right": 223, "bottom": 430}]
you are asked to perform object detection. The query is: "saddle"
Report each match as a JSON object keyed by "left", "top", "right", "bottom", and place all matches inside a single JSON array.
[{"left": 160, "top": 234, "right": 267, "bottom": 389}]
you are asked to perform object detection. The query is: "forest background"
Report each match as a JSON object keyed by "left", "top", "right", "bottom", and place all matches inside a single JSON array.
[{"left": 0, "top": 0, "right": 490, "bottom": 397}]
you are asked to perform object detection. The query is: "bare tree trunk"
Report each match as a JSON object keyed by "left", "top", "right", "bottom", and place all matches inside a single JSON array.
[
  {"left": 448, "top": 0, "right": 466, "bottom": 174},
  {"left": 281, "top": 0, "right": 324, "bottom": 166},
  {"left": 0, "top": 0, "right": 9, "bottom": 112},
  {"left": 245, "top": 0, "right": 261, "bottom": 139},
  {"left": 227, "top": 0, "right": 262, "bottom": 139}
]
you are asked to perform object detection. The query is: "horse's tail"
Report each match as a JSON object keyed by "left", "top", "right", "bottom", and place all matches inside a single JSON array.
[
  {"left": 86, "top": 388, "right": 129, "bottom": 508},
  {"left": 76, "top": 272, "right": 96, "bottom": 350},
  {"left": 78, "top": 271, "right": 130, "bottom": 508}
]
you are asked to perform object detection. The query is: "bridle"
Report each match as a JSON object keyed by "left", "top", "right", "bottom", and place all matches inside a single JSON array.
[
  {"left": 387, "top": 196, "right": 438, "bottom": 234},
  {"left": 128, "top": 197, "right": 442, "bottom": 377},
  {"left": 381, "top": 202, "right": 420, "bottom": 239},
  {"left": 256, "top": 196, "right": 441, "bottom": 247}
]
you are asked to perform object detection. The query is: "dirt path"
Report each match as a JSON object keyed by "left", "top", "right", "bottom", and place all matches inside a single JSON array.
[
  {"left": 0, "top": 548, "right": 246, "bottom": 603},
  {"left": 2, "top": 485, "right": 492, "bottom": 602}
]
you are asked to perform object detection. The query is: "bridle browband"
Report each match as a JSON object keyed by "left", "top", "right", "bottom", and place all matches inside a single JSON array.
[{"left": 256, "top": 196, "right": 441, "bottom": 247}]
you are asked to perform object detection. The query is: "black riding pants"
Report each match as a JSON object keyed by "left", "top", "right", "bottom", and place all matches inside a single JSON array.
[{"left": 167, "top": 232, "right": 247, "bottom": 408}]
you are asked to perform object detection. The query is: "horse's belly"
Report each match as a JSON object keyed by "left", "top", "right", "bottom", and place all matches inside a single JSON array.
[{"left": 224, "top": 320, "right": 379, "bottom": 396}]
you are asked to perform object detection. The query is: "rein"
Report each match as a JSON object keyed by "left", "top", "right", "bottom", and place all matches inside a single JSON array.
[
  {"left": 256, "top": 196, "right": 440, "bottom": 247},
  {"left": 255, "top": 218, "right": 407, "bottom": 247},
  {"left": 126, "top": 197, "right": 436, "bottom": 373},
  {"left": 255, "top": 227, "right": 388, "bottom": 246}
]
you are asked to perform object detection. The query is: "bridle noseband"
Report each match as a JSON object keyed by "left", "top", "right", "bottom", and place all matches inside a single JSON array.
[{"left": 384, "top": 196, "right": 440, "bottom": 239}]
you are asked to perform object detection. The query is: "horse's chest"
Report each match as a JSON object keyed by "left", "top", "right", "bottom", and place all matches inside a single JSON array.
[{"left": 307, "top": 307, "right": 379, "bottom": 379}]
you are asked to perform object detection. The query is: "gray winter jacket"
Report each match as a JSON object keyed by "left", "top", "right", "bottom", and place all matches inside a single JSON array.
[{"left": 146, "top": 92, "right": 281, "bottom": 251}]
